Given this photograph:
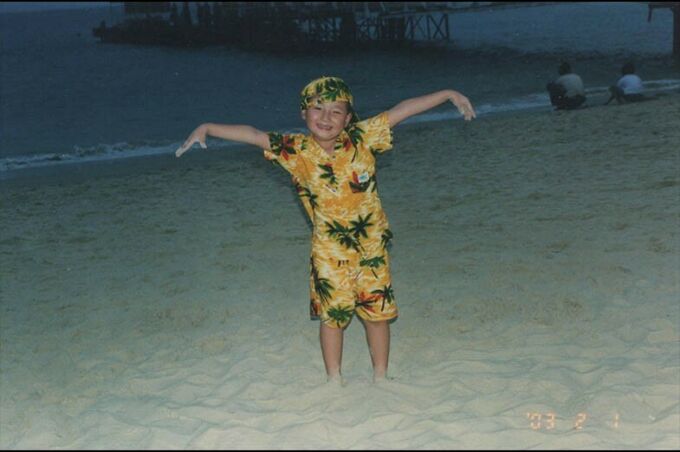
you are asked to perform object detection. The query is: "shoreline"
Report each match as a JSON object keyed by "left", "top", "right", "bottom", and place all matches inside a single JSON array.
[{"left": 3, "top": 88, "right": 677, "bottom": 190}]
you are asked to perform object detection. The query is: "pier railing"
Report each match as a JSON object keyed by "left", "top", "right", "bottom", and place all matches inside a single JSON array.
[{"left": 95, "top": 2, "right": 679, "bottom": 57}]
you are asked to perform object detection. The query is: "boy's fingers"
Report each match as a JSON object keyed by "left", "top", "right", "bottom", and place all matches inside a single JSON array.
[
  {"left": 452, "top": 96, "right": 475, "bottom": 118},
  {"left": 459, "top": 103, "right": 475, "bottom": 120},
  {"left": 175, "top": 138, "right": 207, "bottom": 157},
  {"left": 175, "top": 140, "right": 191, "bottom": 157}
]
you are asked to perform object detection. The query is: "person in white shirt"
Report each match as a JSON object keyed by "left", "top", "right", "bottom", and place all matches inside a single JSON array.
[
  {"left": 546, "top": 62, "right": 586, "bottom": 110},
  {"left": 605, "top": 62, "right": 644, "bottom": 105}
]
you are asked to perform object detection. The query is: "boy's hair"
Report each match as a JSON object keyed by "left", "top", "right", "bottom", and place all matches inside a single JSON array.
[
  {"left": 300, "top": 76, "right": 359, "bottom": 126},
  {"left": 621, "top": 62, "right": 635, "bottom": 75},
  {"left": 558, "top": 62, "right": 572, "bottom": 75}
]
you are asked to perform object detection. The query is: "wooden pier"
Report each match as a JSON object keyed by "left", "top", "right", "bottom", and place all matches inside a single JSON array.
[
  {"left": 93, "top": 2, "right": 560, "bottom": 50},
  {"left": 93, "top": 2, "right": 680, "bottom": 57}
]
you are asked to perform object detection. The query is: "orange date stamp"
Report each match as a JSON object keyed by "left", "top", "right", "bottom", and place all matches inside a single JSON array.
[{"left": 526, "top": 412, "right": 620, "bottom": 430}]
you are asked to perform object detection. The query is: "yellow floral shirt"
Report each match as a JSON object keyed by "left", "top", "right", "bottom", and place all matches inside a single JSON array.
[{"left": 264, "top": 112, "right": 394, "bottom": 256}]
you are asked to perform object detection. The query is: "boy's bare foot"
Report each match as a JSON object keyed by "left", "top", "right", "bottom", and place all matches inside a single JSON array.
[
  {"left": 372, "top": 373, "right": 393, "bottom": 384},
  {"left": 372, "top": 367, "right": 387, "bottom": 381},
  {"left": 327, "top": 374, "right": 347, "bottom": 387}
]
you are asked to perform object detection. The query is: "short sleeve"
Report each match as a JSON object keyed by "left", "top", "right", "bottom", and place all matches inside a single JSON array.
[
  {"left": 263, "top": 132, "right": 305, "bottom": 177},
  {"left": 354, "top": 112, "right": 393, "bottom": 154}
]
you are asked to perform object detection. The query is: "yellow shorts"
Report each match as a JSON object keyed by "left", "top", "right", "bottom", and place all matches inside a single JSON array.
[{"left": 309, "top": 239, "right": 398, "bottom": 328}]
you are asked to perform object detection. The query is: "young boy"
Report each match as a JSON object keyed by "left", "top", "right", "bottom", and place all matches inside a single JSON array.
[{"left": 175, "top": 76, "right": 475, "bottom": 383}]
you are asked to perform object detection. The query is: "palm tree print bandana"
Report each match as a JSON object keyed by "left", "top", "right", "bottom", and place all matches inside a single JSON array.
[{"left": 300, "top": 76, "right": 360, "bottom": 125}]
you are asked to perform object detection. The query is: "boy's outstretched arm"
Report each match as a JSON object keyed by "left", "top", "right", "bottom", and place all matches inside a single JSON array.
[
  {"left": 385, "top": 89, "right": 475, "bottom": 128},
  {"left": 175, "top": 123, "right": 270, "bottom": 157}
]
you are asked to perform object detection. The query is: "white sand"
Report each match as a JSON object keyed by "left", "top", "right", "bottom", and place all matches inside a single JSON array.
[{"left": 1, "top": 93, "right": 679, "bottom": 449}]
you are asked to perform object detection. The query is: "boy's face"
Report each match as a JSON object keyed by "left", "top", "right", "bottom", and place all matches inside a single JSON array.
[{"left": 301, "top": 98, "right": 352, "bottom": 143}]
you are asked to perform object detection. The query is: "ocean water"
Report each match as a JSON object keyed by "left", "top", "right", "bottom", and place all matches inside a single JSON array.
[{"left": 0, "top": 2, "right": 678, "bottom": 176}]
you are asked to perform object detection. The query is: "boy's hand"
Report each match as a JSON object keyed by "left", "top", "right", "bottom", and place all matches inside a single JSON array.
[
  {"left": 175, "top": 125, "right": 208, "bottom": 158},
  {"left": 450, "top": 91, "right": 476, "bottom": 121}
]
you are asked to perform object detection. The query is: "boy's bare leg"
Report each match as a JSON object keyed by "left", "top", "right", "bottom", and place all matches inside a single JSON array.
[
  {"left": 363, "top": 320, "right": 390, "bottom": 381},
  {"left": 320, "top": 322, "right": 344, "bottom": 380}
]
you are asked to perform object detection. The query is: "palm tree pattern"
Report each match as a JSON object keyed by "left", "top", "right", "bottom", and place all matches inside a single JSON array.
[
  {"left": 263, "top": 112, "right": 398, "bottom": 328},
  {"left": 327, "top": 305, "right": 355, "bottom": 328},
  {"left": 310, "top": 257, "right": 334, "bottom": 304},
  {"left": 360, "top": 255, "right": 386, "bottom": 278},
  {"left": 325, "top": 220, "right": 362, "bottom": 252},
  {"left": 318, "top": 163, "right": 337, "bottom": 186},
  {"left": 300, "top": 77, "right": 354, "bottom": 109},
  {"left": 371, "top": 284, "right": 395, "bottom": 311},
  {"left": 293, "top": 177, "right": 317, "bottom": 219},
  {"left": 349, "top": 213, "right": 373, "bottom": 239}
]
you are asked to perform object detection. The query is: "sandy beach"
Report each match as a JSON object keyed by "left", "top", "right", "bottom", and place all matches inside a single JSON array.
[{"left": 1, "top": 93, "right": 679, "bottom": 449}]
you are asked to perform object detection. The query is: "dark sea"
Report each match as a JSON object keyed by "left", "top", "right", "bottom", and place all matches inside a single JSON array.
[{"left": 1, "top": 2, "right": 678, "bottom": 179}]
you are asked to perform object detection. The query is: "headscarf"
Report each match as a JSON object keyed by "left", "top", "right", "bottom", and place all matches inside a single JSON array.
[{"left": 299, "top": 76, "right": 359, "bottom": 126}]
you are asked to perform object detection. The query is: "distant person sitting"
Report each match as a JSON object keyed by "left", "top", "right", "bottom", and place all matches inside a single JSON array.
[
  {"left": 546, "top": 62, "right": 586, "bottom": 110},
  {"left": 605, "top": 62, "right": 644, "bottom": 105}
]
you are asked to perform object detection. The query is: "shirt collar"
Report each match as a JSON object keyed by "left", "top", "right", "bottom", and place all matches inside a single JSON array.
[{"left": 306, "top": 129, "right": 353, "bottom": 158}]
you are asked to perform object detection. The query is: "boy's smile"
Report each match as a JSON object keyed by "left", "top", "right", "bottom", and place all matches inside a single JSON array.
[{"left": 302, "top": 99, "right": 352, "bottom": 152}]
